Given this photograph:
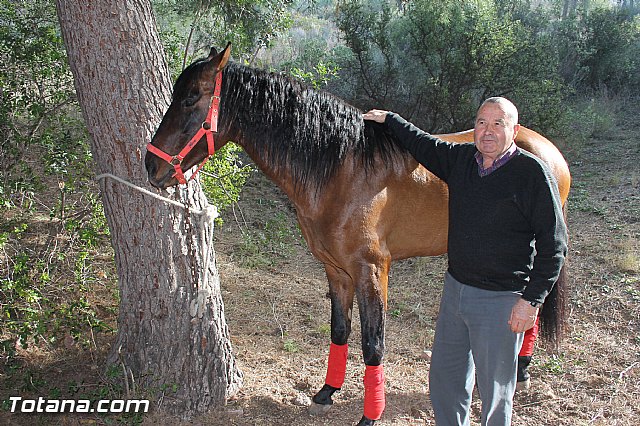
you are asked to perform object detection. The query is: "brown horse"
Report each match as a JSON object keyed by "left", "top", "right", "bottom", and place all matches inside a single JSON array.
[{"left": 145, "top": 45, "right": 570, "bottom": 425}]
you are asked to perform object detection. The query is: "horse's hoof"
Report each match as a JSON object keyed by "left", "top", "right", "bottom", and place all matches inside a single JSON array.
[
  {"left": 356, "top": 415, "right": 376, "bottom": 426},
  {"left": 308, "top": 401, "right": 333, "bottom": 416}
]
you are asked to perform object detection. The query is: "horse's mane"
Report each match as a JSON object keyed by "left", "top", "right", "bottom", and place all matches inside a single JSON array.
[{"left": 177, "top": 60, "right": 401, "bottom": 192}]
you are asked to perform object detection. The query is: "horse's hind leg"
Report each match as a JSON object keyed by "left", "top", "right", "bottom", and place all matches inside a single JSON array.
[
  {"left": 310, "top": 264, "right": 354, "bottom": 416},
  {"left": 355, "top": 257, "right": 390, "bottom": 426}
]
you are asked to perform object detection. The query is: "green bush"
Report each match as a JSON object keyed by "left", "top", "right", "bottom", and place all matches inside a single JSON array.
[
  {"left": 200, "top": 144, "right": 253, "bottom": 221},
  {"left": 330, "top": 0, "right": 569, "bottom": 132},
  {"left": 0, "top": 0, "right": 112, "bottom": 354},
  {"left": 329, "top": 0, "right": 639, "bottom": 135},
  {"left": 0, "top": 0, "right": 80, "bottom": 203},
  {"left": 577, "top": 8, "right": 640, "bottom": 93}
]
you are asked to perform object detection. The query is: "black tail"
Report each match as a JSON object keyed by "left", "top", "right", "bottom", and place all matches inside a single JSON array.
[{"left": 539, "top": 203, "right": 570, "bottom": 349}]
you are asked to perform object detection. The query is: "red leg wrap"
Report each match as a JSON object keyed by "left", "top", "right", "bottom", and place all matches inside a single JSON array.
[
  {"left": 519, "top": 316, "right": 540, "bottom": 357},
  {"left": 363, "top": 364, "right": 385, "bottom": 420},
  {"left": 325, "top": 343, "right": 348, "bottom": 389}
]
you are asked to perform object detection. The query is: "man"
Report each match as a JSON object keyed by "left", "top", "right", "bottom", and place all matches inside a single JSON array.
[{"left": 363, "top": 97, "right": 567, "bottom": 426}]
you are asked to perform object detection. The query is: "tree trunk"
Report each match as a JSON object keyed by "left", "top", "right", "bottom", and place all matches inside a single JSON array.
[
  {"left": 55, "top": 0, "right": 242, "bottom": 417},
  {"left": 562, "top": 0, "right": 578, "bottom": 18}
]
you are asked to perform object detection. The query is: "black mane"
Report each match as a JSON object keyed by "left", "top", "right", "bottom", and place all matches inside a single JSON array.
[{"left": 177, "top": 59, "right": 402, "bottom": 192}]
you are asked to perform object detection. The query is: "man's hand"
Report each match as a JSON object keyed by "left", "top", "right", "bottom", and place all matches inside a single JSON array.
[
  {"left": 509, "top": 298, "right": 539, "bottom": 333},
  {"left": 363, "top": 109, "right": 389, "bottom": 123}
]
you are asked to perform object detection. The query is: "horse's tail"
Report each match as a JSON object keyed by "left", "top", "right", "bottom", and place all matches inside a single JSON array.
[{"left": 539, "top": 202, "right": 570, "bottom": 349}]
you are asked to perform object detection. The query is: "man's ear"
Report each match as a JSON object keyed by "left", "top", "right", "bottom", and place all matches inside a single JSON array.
[{"left": 513, "top": 123, "right": 521, "bottom": 140}]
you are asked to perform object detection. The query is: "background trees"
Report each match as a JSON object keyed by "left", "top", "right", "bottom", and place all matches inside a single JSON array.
[{"left": 323, "top": 0, "right": 639, "bottom": 132}]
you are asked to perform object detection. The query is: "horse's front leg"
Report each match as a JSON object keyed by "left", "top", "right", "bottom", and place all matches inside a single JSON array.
[
  {"left": 355, "top": 258, "right": 390, "bottom": 426},
  {"left": 310, "top": 264, "right": 355, "bottom": 416}
]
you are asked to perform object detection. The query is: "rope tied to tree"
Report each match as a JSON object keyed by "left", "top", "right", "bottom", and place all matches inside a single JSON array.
[{"left": 96, "top": 173, "right": 218, "bottom": 300}]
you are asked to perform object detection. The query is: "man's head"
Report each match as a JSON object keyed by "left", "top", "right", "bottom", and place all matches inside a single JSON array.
[{"left": 474, "top": 97, "right": 520, "bottom": 163}]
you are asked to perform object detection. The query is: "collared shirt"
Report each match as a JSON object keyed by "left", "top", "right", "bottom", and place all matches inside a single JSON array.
[{"left": 474, "top": 143, "right": 517, "bottom": 177}]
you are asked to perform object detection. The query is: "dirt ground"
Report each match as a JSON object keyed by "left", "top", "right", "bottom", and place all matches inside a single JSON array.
[{"left": 1, "top": 112, "right": 639, "bottom": 425}]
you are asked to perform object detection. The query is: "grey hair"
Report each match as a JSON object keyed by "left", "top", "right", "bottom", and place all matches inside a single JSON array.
[{"left": 479, "top": 97, "right": 519, "bottom": 125}]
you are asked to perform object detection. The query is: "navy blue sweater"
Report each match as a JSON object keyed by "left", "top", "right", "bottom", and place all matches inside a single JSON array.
[{"left": 385, "top": 113, "right": 568, "bottom": 304}]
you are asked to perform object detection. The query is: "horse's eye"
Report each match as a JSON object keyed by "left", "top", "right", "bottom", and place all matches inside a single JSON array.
[{"left": 183, "top": 93, "right": 200, "bottom": 108}]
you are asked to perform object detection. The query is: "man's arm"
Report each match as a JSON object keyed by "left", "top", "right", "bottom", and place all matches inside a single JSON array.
[
  {"left": 511, "top": 164, "right": 568, "bottom": 333},
  {"left": 523, "top": 168, "right": 568, "bottom": 305},
  {"left": 363, "top": 110, "right": 463, "bottom": 181}
]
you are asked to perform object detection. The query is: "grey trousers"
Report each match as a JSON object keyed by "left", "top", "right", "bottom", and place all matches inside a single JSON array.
[{"left": 429, "top": 272, "right": 524, "bottom": 426}]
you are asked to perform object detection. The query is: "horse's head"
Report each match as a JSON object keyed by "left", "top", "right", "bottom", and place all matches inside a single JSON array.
[{"left": 145, "top": 44, "right": 231, "bottom": 189}]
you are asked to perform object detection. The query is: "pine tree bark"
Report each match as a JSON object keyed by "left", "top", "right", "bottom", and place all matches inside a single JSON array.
[{"left": 55, "top": 0, "right": 242, "bottom": 416}]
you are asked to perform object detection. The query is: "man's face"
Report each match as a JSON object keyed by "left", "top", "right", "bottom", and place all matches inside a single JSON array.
[{"left": 473, "top": 103, "right": 520, "bottom": 162}]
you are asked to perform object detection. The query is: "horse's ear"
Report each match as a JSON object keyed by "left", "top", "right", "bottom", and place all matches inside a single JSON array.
[
  {"left": 217, "top": 42, "right": 231, "bottom": 71},
  {"left": 208, "top": 42, "right": 231, "bottom": 72}
]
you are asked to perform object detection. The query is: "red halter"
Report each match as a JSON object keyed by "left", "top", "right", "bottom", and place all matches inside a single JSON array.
[{"left": 146, "top": 71, "right": 223, "bottom": 185}]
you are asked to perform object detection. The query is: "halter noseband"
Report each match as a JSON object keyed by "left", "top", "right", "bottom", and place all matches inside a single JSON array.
[{"left": 146, "top": 71, "right": 223, "bottom": 185}]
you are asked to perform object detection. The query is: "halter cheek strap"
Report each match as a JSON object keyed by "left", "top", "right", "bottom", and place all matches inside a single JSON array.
[{"left": 146, "top": 71, "right": 223, "bottom": 185}]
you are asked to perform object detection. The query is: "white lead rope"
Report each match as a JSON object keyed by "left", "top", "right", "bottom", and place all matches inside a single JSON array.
[
  {"left": 95, "top": 173, "right": 218, "bottom": 217},
  {"left": 96, "top": 173, "right": 218, "bottom": 304}
]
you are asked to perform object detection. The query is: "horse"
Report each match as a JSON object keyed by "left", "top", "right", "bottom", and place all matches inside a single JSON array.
[{"left": 145, "top": 44, "right": 571, "bottom": 425}]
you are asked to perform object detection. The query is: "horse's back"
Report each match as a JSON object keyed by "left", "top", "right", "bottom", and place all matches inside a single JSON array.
[{"left": 435, "top": 126, "right": 571, "bottom": 203}]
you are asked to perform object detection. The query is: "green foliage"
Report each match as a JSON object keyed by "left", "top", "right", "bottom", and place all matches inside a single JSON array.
[
  {"left": 254, "top": 12, "right": 344, "bottom": 89},
  {"left": 200, "top": 144, "right": 253, "bottom": 220},
  {"left": 288, "top": 60, "right": 340, "bottom": 89},
  {"left": 574, "top": 8, "right": 640, "bottom": 92},
  {"left": 158, "top": 25, "right": 190, "bottom": 81},
  {"left": 539, "top": 353, "right": 566, "bottom": 375},
  {"left": 153, "top": 0, "right": 294, "bottom": 63},
  {"left": 0, "top": 0, "right": 81, "bottom": 204},
  {"left": 283, "top": 339, "right": 300, "bottom": 352},
  {"left": 0, "top": 0, "right": 112, "bottom": 349},
  {"left": 553, "top": 92, "right": 621, "bottom": 144},
  {"left": 316, "top": 323, "right": 331, "bottom": 336},
  {"left": 333, "top": 0, "right": 397, "bottom": 103},
  {"left": 0, "top": 202, "right": 113, "bottom": 353},
  {"left": 331, "top": 0, "right": 569, "bottom": 132},
  {"left": 546, "top": 5, "right": 638, "bottom": 99},
  {"left": 328, "top": 0, "right": 640, "bottom": 135},
  {"left": 237, "top": 212, "right": 301, "bottom": 268}
]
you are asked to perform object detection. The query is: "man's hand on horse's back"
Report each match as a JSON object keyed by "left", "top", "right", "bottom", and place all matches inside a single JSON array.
[{"left": 363, "top": 110, "right": 389, "bottom": 123}]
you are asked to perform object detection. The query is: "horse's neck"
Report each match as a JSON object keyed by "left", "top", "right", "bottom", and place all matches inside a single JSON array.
[
  {"left": 219, "top": 64, "right": 315, "bottom": 204},
  {"left": 217, "top": 63, "right": 382, "bottom": 212},
  {"left": 240, "top": 140, "right": 301, "bottom": 202}
]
